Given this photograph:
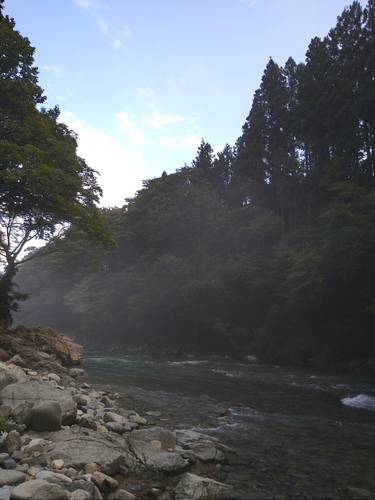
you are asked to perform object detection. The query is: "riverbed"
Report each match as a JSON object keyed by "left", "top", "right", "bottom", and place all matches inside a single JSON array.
[{"left": 79, "top": 354, "right": 375, "bottom": 499}]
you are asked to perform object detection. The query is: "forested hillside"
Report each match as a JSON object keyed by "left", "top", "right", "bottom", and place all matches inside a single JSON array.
[{"left": 14, "top": 1, "right": 375, "bottom": 368}]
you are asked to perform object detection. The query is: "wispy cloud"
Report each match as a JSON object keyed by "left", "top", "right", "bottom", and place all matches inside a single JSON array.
[
  {"left": 160, "top": 134, "right": 201, "bottom": 150},
  {"left": 42, "top": 65, "right": 62, "bottom": 76},
  {"left": 239, "top": 0, "right": 257, "bottom": 5},
  {"left": 112, "top": 38, "right": 127, "bottom": 52},
  {"left": 74, "top": 0, "right": 131, "bottom": 52},
  {"left": 138, "top": 87, "right": 155, "bottom": 98},
  {"left": 115, "top": 111, "right": 135, "bottom": 131},
  {"left": 143, "top": 104, "right": 188, "bottom": 131},
  {"left": 74, "top": 0, "right": 99, "bottom": 8},
  {"left": 60, "top": 110, "right": 144, "bottom": 207}
]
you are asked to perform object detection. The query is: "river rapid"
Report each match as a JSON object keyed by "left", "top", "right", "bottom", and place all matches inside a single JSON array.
[{"left": 79, "top": 354, "right": 375, "bottom": 499}]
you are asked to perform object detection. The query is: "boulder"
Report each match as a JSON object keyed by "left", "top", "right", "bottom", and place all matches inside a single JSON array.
[
  {"left": 130, "top": 440, "right": 189, "bottom": 475},
  {"left": 29, "top": 426, "right": 137, "bottom": 475},
  {"left": 184, "top": 443, "right": 217, "bottom": 463},
  {"left": 63, "top": 479, "right": 95, "bottom": 498},
  {"left": 91, "top": 471, "right": 118, "bottom": 493},
  {"left": 102, "top": 412, "right": 127, "bottom": 425},
  {"left": 0, "top": 380, "right": 77, "bottom": 425},
  {"left": 130, "top": 427, "right": 176, "bottom": 450},
  {"left": 113, "top": 490, "right": 137, "bottom": 500},
  {"left": 104, "top": 422, "right": 124, "bottom": 434},
  {"left": 0, "top": 469, "right": 25, "bottom": 487},
  {"left": 174, "top": 473, "right": 230, "bottom": 500},
  {"left": 0, "top": 430, "right": 22, "bottom": 455},
  {"left": 11, "top": 478, "right": 69, "bottom": 500},
  {"left": 24, "top": 401, "right": 62, "bottom": 431}
]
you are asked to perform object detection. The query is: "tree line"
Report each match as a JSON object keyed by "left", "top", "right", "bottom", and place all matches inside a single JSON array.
[{"left": 12, "top": 1, "right": 375, "bottom": 367}]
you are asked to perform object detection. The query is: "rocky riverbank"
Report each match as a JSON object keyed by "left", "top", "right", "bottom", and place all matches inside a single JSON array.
[{"left": 0, "top": 328, "right": 235, "bottom": 499}]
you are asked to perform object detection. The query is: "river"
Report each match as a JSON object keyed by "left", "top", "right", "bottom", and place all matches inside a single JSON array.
[{"left": 79, "top": 353, "right": 375, "bottom": 499}]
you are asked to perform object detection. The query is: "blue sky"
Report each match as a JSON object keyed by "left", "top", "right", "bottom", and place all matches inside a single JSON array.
[{"left": 5, "top": 0, "right": 363, "bottom": 207}]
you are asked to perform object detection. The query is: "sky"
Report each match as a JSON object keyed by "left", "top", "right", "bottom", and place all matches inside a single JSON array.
[{"left": 5, "top": 0, "right": 364, "bottom": 208}]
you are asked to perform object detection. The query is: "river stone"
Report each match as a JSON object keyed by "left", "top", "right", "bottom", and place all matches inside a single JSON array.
[
  {"left": 183, "top": 443, "right": 217, "bottom": 463},
  {"left": 0, "top": 485, "right": 14, "bottom": 500},
  {"left": 130, "top": 440, "right": 189, "bottom": 475},
  {"left": 0, "top": 470, "right": 25, "bottom": 487},
  {"left": 76, "top": 414, "right": 97, "bottom": 431},
  {"left": 174, "top": 473, "right": 230, "bottom": 500},
  {"left": 24, "top": 401, "right": 62, "bottom": 431},
  {"left": 0, "top": 430, "right": 22, "bottom": 455},
  {"left": 92, "top": 471, "right": 118, "bottom": 492},
  {"left": 0, "top": 380, "right": 77, "bottom": 425},
  {"left": 129, "top": 427, "right": 176, "bottom": 450},
  {"left": 70, "top": 490, "right": 91, "bottom": 500},
  {"left": 104, "top": 422, "right": 124, "bottom": 434},
  {"left": 63, "top": 479, "right": 95, "bottom": 497},
  {"left": 113, "top": 489, "right": 137, "bottom": 500},
  {"left": 29, "top": 426, "right": 137, "bottom": 475},
  {"left": 102, "top": 412, "right": 127, "bottom": 425},
  {"left": 36, "top": 470, "right": 72, "bottom": 485},
  {"left": 11, "top": 478, "right": 69, "bottom": 500}
]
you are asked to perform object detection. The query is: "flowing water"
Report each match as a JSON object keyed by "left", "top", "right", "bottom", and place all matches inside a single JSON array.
[{"left": 80, "top": 354, "right": 375, "bottom": 499}]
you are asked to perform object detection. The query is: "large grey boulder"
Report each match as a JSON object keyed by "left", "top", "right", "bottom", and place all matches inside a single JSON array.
[
  {"left": 24, "top": 401, "right": 62, "bottom": 431},
  {"left": 29, "top": 426, "right": 137, "bottom": 476},
  {"left": 183, "top": 442, "right": 225, "bottom": 463},
  {"left": 129, "top": 427, "right": 176, "bottom": 450},
  {"left": 174, "top": 473, "right": 230, "bottom": 500},
  {"left": 11, "top": 478, "right": 69, "bottom": 500},
  {"left": 0, "top": 469, "right": 25, "bottom": 487},
  {"left": 130, "top": 440, "right": 189, "bottom": 475},
  {"left": 0, "top": 380, "right": 77, "bottom": 425}
]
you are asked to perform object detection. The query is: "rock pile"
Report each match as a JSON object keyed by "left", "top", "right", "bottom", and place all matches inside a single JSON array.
[{"left": 0, "top": 356, "right": 233, "bottom": 499}]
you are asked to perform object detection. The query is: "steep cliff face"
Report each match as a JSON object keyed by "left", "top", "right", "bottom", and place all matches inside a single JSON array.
[{"left": 0, "top": 326, "right": 83, "bottom": 372}]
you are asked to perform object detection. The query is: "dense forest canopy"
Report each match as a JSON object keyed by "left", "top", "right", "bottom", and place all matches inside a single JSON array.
[{"left": 12, "top": 1, "right": 375, "bottom": 368}]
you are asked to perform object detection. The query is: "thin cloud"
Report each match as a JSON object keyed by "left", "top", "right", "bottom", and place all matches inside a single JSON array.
[
  {"left": 239, "top": 0, "right": 257, "bottom": 5},
  {"left": 123, "top": 26, "right": 131, "bottom": 38},
  {"left": 115, "top": 111, "right": 135, "bottom": 131},
  {"left": 138, "top": 87, "right": 155, "bottom": 98},
  {"left": 74, "top": 0, "right": 99, "bottom": 8},
  {"left": 160, "top": 134, "right": 201, "bottom": 150},
  {"left": 143, "top": 105, "right": 187, "bottom": 131},
  {"left": 60, "top": 111, "right": 144, "bottom": 207},
  {"left": 97, "top": 18, "right": 111, "bottom": 35},
  {"left": 42, "top": 65, "right": 62, "bottom": 76},
  {"left": 112, "top": 38, "right": 127, "bottom": 52}
]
